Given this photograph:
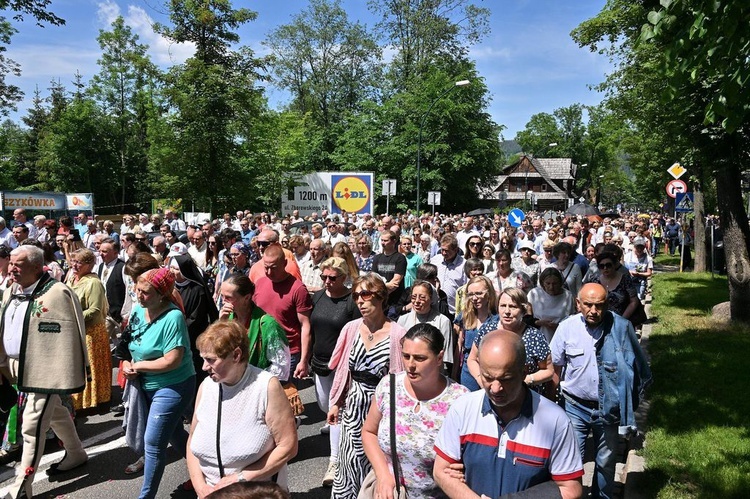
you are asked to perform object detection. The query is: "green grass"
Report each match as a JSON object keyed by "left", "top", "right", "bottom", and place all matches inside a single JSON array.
[
  {"left": 653, "top": 253, "right": 681, "bottom": 268},
  {"left": 641, "top": 271, "right": 750, "bottom": 498}
]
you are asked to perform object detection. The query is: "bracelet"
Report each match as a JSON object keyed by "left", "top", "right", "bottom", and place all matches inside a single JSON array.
[{"left": 528, "top": 375, "right": 535, "bottom": 386}]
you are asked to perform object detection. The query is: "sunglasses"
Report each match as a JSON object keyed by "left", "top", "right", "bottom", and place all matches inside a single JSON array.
[
  {"left": 468, "top": 242, "right": 481, "bottom": 247},
  {"left": 599, "top": 262, "right": 614, "bottom": 269},
  {"left": 352, "top": 290, "right": 375, "bottom": 301},
  {"left": 257, "top": 240, "right": 271, "bottom": 247},
  {"left": 320, "top": 274, "right": 340, "bottom": 281}
]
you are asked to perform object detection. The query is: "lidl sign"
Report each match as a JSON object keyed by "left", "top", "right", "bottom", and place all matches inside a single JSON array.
[{"left": 281, "top": 172, "right": 374, "bottom": 216}]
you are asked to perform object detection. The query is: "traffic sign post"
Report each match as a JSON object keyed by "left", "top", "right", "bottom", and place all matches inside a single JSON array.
[
  {"left": 508, "top": 208, "right": 526, "bottom": 228},
  {"left": 427, "top": 191, "right": 441, "bottom": 216},
  {"left": 382, "top": 179, "right": 397, "bottom": 214},
  {"left": 667, "top": 162, "right": 687, "bottom": 179},
  {"left": 675, "top": 192, "right": 694, "bottom": 212},
  {"left": 665, "top": 179, "right": 687, "bottom": 199}
]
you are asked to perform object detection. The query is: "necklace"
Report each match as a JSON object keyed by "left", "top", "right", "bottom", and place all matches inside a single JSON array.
[{"left": 362, "top": 320, "right": 385, "bottom": 342}]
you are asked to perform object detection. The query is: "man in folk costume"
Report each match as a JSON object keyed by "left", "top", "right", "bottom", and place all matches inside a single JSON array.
[{"left": 0, "top": 245, "right": 89, "bottom": 499}]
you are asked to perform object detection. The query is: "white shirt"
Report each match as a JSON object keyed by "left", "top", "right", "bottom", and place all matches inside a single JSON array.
[
  {"left": 3, "top": 278, "right": 42, "bottom": 359},
  {"left": 0, "top": 227, "right": 17, "bottom": 249}
]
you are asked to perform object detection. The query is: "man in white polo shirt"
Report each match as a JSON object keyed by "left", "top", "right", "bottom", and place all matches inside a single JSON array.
[{"left": 434, "top": 330, "right": 583, "bottom": 498}]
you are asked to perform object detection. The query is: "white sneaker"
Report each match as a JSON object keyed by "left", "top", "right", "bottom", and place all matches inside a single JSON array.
[{"left": 322, "top": 461, "right": 337, "bottom": 487}]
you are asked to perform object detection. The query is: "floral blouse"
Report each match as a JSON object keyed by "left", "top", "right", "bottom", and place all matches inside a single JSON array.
[{"left": 375, "top": 372, "right": 469, "bottom": 498}]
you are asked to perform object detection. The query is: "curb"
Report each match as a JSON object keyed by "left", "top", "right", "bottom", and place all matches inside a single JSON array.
[{"left": 619, "top": 278, "right": 655, "bottom": 498}]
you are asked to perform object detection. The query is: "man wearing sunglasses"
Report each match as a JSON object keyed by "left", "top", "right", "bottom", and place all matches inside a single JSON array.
[{"left": 324, "top": 220, "right": 346, "bottom": 246}]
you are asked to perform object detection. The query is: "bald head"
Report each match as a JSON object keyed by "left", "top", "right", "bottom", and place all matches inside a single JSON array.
[
  {"left": 577, "top": 283, "right": 608, "bottom": 327},
  {"left": 263, "top": 243, "right": 285, "bottom": 265},
  {"left": 478, "top": 330, "right": 526, "bottom": 372},
  {"left": 258, "top": 229, "right": 278, "bottom": 243},
  {"left": 477, "top": 330, "right": 527, "bottom": 412}
]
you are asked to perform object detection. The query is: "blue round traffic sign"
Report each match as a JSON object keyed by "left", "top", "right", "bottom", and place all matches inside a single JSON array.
[{"left": 508, "top": 208, "right": 526, "bottom": 227}]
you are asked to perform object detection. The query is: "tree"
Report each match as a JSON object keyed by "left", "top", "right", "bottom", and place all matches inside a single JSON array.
[
  {"left": 36, "top": 92, "right": 118, "bottom": 201},
  {"left": 0, "top": 1, "right": 65, "bottom": 114},
  {"left": 264, "top": 0, "right": 382, "bottom": 169},
  {"left": 368, "top": 0, "right": 489, "bottom": 87},
  {"left": 90, "top": 15, "right": 160, "bottom": 211},
  {"left": 151, "top": 0, "right": 267, "bottom": 210},
  {"left": 0, "top": 119, "right": 27, "bottom": 189},
  {"left": 573, "top": 0, "right": 750, "bottom": 321},
  {"left": 333, "top": 58, "right": 503, "bottom": 213}
]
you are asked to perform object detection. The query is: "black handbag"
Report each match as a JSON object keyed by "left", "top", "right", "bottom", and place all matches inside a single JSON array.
[{"left": 113, "top": 324, "right": 133, "bottom": 361}]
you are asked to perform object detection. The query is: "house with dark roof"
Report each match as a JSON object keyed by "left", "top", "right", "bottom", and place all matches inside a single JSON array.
[{"left": 480, "top": 155, "right": 577, "bottom": 211}]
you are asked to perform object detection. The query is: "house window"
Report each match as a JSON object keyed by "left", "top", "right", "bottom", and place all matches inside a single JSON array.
[{"left": 541, "top": 183, "right": 547, "bottom": 192}]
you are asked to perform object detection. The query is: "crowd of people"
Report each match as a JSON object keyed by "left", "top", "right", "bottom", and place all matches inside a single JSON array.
[{"left": 0, "top": 206, "right": 658, "bottom": 499}]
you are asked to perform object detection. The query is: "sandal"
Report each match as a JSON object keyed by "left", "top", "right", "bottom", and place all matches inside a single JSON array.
[{"left": 124, "top": 456, "right": 144, "bottom": 474}]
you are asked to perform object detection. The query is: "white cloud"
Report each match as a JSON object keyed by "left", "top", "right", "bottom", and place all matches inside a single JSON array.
[
  {"left": 469, "top": 45, "right": 512, "bottom": 61},
  {"left": 123, "top": 5, "right": 194, "bottom": 65},
  {"left": 96, "top": 0, "right": 121, "bottom": 26}
]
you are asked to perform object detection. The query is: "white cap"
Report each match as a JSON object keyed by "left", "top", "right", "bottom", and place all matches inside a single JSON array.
[{"left": 168, "top": 242, "right": 188, "bottom": 257}]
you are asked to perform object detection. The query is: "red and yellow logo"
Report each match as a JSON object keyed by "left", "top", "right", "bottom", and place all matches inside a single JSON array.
[{"left": 332, "top": 176, "right": 370, "bottom": 213}]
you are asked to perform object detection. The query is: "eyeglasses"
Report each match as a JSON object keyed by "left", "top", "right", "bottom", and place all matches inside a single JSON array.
[
  {"left": 599, "top": 262, "right": 614, "bottom": 269},
  {"left": 467, "top": 291, "right": 487, "bottom": 299},
  {"left": 352, "top": 290, "right": 375, "bottom": 301},
  {"left": 320, "top": 274, "right": 340, "bottom": 281}
]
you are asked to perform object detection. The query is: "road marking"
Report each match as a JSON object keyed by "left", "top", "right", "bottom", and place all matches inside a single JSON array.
[{"left": 0, "top": 426, "right": 126, "bottom": 493}]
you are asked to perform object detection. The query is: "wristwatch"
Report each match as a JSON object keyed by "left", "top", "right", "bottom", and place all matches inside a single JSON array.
[{"left": 236, "top": 471, "right": 247, "bottom": 483}]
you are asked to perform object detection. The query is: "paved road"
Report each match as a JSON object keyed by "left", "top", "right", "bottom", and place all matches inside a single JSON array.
[{"left": 0, "top": 377, "right": 334, "bottom": 498}]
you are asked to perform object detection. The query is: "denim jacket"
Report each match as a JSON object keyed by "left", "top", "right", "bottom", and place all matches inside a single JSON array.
[{"left": 597, "top": 311, "right": 652, "bottom": 435}]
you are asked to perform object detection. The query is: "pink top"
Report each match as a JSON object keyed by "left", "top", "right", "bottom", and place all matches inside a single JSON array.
[{"left": 327, "top": 318, "right": 407, "bottom": 408}]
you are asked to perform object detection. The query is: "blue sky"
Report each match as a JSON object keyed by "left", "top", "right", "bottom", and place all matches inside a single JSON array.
[{"left": 6, "top": 0, "right": 612, "bottom": 138}]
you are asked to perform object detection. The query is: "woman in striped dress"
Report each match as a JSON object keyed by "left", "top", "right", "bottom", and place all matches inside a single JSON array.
[{"left": 326, "top": 274, "right": 407, "bottom": 499}]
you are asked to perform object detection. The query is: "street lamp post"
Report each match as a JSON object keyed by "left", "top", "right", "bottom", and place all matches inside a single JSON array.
[{"left": 416, "top": 79, "right": 470, "bottom": 214}]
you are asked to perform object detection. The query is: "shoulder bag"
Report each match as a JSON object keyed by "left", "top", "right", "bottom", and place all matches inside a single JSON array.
[
  {"left": 357, "top": 373, "right": 408, "bottom": 499},
  {"left": 215, "top": 382, "right": 279, "bottom": 483}
]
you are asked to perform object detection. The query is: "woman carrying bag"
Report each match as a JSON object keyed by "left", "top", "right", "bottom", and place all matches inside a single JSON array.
[{"left": 361, "top": 324, "right": 468, "bottom": 499}]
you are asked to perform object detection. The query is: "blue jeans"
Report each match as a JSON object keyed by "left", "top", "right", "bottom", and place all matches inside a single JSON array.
[
  {"left": 287, "top": 351, "right": 301, "bottom": 385},
  {"left": 140, "top": 375, "right": 196, "bottom": 499},
  {"left": 563, "top": 394, "right": 619, "bottom": 499}
]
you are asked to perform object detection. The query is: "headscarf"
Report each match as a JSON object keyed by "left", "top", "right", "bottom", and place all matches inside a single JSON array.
[
  {"left": 140, "top": 267, "right": 184, "bottom": 313},
  {"left": 231, "top": 242, "right": 258, "bottom": 266}
]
